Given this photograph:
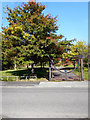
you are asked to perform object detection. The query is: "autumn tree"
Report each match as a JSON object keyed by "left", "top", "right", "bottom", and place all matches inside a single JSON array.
[
  {"left": 2, "top": 1, "right": 65, "bottom": 70},
  {"left": 62, "top": 40, "right": 88, "bottom": 68}
]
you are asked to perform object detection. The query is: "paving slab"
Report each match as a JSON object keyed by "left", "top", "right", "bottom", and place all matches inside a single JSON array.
[{"left": 39, "top": 81, "right": 88, "bottom": 88}]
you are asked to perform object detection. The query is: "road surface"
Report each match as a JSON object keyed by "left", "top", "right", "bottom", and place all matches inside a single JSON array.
[{"left": 1, "top": 87, "right": 88, "bottom": 118}]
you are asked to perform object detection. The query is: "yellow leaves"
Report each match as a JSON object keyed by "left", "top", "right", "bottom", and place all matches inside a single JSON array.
[
  {"left": 31, "top": 35, "right": 36, "bottom": 39},
  {"left": 71, "top": 40, "right": 88, "bottom": 56},
  {"left": 62, "top": 53, "right": 68, "bottom": 59},
  {"left": 9, "top": 20, "right": 14, "bottom": 24},
  {"left": 23, "top": 33, "right": 29, "bottom": 39},
  {"left": 15, "top": 26, "right": 21, "bottom": 30},
  {"left": 15, "top": 26, "right": 18, "bottom": 30},
  {"left": 25, "top": 33, "right": 29, "bottom": 37},
  {"left": 14, "top": 25, "right": 23, "bottom": 33},
  {"left": 46, "top": 37, "right": 51, "bottom": 40},
  {"left": 23, "top": 35, "right": 25, "bottom": 39},
  {"left": 5, "top": 24, "right": 24, "bottom": 36},
  {"left": 70, "top": 52, "right": 78, "bottom": 56},
  {"left": 5, "top": 26, "right": 13, "bottom": 35},
  {"left": 11, "top": 31, "right": 14, "bottom": 34}
]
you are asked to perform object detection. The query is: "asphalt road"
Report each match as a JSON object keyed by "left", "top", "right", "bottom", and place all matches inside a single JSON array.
[{"left": 1, "top": 87, "right": 88, "bottom": 118}]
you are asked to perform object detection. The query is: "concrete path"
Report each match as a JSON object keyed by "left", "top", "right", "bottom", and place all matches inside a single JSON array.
[
  {"left": 39, "top": 81, "right": 88, "bottom": 88},
  {"left": 52, "top": 69, "right": 80, "bottom": 80}
]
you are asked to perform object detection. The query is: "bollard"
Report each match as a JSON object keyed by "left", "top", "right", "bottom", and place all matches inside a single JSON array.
[
  {"left": 7, "top": 76, "right": 9, "bottom": 81},
  {"left": 16, "top": 76, "right": 18, "bottom": 81},
  {"left": 26, "top": 76, "right": 27, "bottom": 81},
  {"left": 1, "top": 77, "right": 3, "bottom": 81}
]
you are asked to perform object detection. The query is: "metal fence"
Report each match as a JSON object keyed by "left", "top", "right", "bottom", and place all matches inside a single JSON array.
[{"left": 0, "top": 76, "right": 37, "bottom": 81}]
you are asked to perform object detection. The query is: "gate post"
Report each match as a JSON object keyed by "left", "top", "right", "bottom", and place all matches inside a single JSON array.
[
  {"left": 79, "top": 58, "right": 81, "bottom": 80},
  {"left": 79, "top": 54, "right": 83, "bottom": 81},
  {"left": 81, "top": 58, "right": 83, "bottom": 80},
  {"left": 49, "top": 60, "right": 52, "bottom": 81}
]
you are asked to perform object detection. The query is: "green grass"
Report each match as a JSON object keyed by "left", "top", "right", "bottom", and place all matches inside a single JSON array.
[
  {"left": 0, "top": 69, "right": 15, "bottom": 77},
  {"left": 73, "top": 67, "right": 88, "bottom": 80},
  {"left": 0, "top": 66, "right": 89, "bottom": 81},
  {"left": 0, "top": 67, "right": 49, "bottom": 81}
]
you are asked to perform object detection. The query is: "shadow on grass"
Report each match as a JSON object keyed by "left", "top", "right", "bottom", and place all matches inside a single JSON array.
[{"left": 6, "top": 68, "right": 49, "bottom": 79}]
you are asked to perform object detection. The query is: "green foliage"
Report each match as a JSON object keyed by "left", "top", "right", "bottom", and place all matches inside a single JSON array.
[
  {"left": 62, "top": 40, "right": 88, "bottom": 58},
  {"left": 61, "top": 40, "right": 88, "bottom": 68},
  {"left": 2, "top": 1, "right": 74, "bottom": 70},
  {"left": 2, "top": 1, "right": 64, "bottom": 69},
  {"left": 71, "top": 41, "right": 88, "bottom": 56}
]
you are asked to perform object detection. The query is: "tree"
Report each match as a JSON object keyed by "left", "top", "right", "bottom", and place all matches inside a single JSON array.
[
  {"left": 2, "top": 1, "right": 64, "bottom": 70},
  {"left": 70, "top": 40, "right": 88, "bottom": 56},
  {"left": 2, "top": 33, "right": 14, "bottom": 70},
  {"left": 62, "top": 40, "right": 88, "bottom": 68}
]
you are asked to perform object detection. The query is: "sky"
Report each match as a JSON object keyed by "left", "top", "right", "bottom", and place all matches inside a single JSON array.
[{"left": 1, "top": 2, "right": 88, "bottom": 44}]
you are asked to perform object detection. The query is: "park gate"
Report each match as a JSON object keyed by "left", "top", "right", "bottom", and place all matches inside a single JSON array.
[{"left": 49, "top": 54, "right": 88, "bottom": 81}]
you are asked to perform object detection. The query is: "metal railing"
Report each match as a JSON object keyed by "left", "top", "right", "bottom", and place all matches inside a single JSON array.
[{"left": 0, "top": 76, "right": 37, "bottom": 81}]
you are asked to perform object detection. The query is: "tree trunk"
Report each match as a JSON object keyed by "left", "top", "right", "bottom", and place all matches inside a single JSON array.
[
  {"left": 27, "top": 64, "right": 28, "bottom": 69},
  {"left": 14, "top": 60, "right": 16, "bottom": 70},
  {"left": 40, "top": 61, "right": 42, "bottom": 69},
  {"left": 43, "top": 63, "right": 44, "bottom": 69},
  {"left": 31, "top": 64, "right": 34, "bottom": 75}
]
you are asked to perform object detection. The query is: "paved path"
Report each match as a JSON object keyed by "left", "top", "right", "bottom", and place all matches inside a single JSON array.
[
  {"left": 0, "top": 81, "right": 40, "bottom": 87},
  {"left": 52, "top": 67, "right": 80, "bottom": 80},
  {"left": 39, "top": 81, "right": 88, "bottom": 88},
  {"left": 1, "top": 87, "right": 88, "bottom": 118}
]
